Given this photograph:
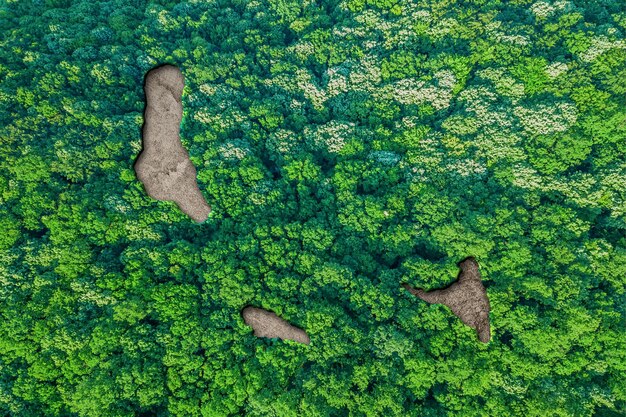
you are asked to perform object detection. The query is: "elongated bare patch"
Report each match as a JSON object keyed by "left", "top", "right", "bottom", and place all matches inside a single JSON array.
[
  {"left": 242, "top": 306, "right": 310, "bottom": 345},
  {"left": 135, "top": 65, "right": 211, "bottom": 222}
]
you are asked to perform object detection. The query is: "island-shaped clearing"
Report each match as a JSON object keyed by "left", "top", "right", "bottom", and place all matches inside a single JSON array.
[
  {"left": 135, "top": 65, "right": 211, "bottom": 222},
  {"left": 242, "top": 306, "right": 310, "bottom": 345},
  {"left": 403, "top": 257, "right": 491, "bottom": 343}
]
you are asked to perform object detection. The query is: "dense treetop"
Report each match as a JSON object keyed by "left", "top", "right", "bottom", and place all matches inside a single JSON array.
[{"left": 0, "top": 0, "right": 625, "bottom": 416}]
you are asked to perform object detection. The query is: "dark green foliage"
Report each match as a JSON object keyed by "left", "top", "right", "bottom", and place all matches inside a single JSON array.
[{"left": 1, "top": 0, "right": 625, "bottom": 416}]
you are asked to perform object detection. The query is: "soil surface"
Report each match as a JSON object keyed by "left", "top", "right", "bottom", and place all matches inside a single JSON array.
[
  {"left": 135, "top": 65, "right": 211, "bottom": 222},
  {"left": 242, "top": 307, "right": 310, "bottom": 345},
  {"left": 403, "top": 258, "right": 491, "bottom": 343}
]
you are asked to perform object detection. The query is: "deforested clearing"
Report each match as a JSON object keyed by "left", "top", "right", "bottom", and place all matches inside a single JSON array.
[
  {"left": 135, "top": 65, "right": 211, "bottom": 222},
  {"left": 242, "top": 306, "right": 310, "bottom": 345},
  {"left": 403, "top": 258, "right": 491, "bottom": 343}
]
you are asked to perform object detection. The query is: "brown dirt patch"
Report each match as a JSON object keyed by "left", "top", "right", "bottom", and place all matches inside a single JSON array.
[
  {"left": 135, "top": 65, "right": 211, "bottom": 222},
  {"left": 242, "top": 307, "right": 310, "bottom": 345},
  {"left": 403, "top": 257, "right": 491, "bottom": 343}
]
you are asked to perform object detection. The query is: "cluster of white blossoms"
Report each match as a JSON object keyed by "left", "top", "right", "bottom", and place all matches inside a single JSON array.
[
  {"left": 387, "top": 78, "right": 425, "bottom": 103},
  {"left": 468, "top": 85, "right": 568, "bottom": 141},
  {"left": 322, "top": 56, "right": 383, "bottom": 100},
  {"left": 454, "top": 82, "right": 530, "bottom": 166},
  {"left": 435, "top": 70, "right": 457, "bottom": 90},
  {"left": 403, "top": 4, "right": 431, "bottom": 21},
  {"left": 530, "top": 1, "right": 555, "bottom": 19},
  {"left": 153, "top": 8, "right": 180, "bottom": 31},
  {"left": 198, "top": 83, "right": 217, "bottom": 96},
  {"left": 244, "top": 0, "right": 262, "bottom": 11},
  {"left": 545, "top": 61, "right": 569, "bottom": 78},
  {"left": 474, "top": 129, "right": 526, "bottom": 163},
  {"left": 402, "top": 133, "right": 486, "bottom": 181},
  {"left": 458, "top": 86, "right": 500, "bottom": 115},
  {"left": 384, "top": 27, "right": 417, "bottom": 49},
  {"left": 193, "top": 83, "right": 250, "bottom": 131},
  {"left": 405, "top": 165, "right": 427, "bottom": 182},
  {"left": 395, "top": 116, "right": 420, "bottom": 130},
  {"left": 510, "top": 163, "right": 544, "bottom": 189},
  {"left": 493, "top": 32, "right": 531, "bottom": 47},
  {"left": 445, "top": 158, "right": 487, "bottom": 177},
  {"left": 530, "top": 0, "right": 571, "bottom": 20},
  {"left": 353, "top": 9, "right": 394, "bottom": 34},
  {"left": 388, "top": 72, "right": 455, "bottom": 111},
  {"left": 427, "top": 18, "right": 461, "bottom": 40},
  {"left": 292, "top": 69, "right": 328, "bottom": 110},
  {"left": 580, "top": 35, "right": 626, "bottom": 63},
  {"left": 288, "top": 98, "right": 305, "bottom": 111},
  {"left": 458, "top": 86, "right": 517, "bottom": 133},
  {"left": 324, "top": 67, "right": 349, "bottom": 98},
  {"left": 332, "top": 21, "right": 369, "bottom": 40},
  {"left": 184, "top": 91, "right": 203, "bottom": 106},
  {"left": 526, "top": 168, "right": 626, "bottom": 216},
  {"left": 218, "top": 139, "right": 251, "bottom": 161},
  {"left": 305, "top": 120, "right": 356, "bottom": 154},
  {"left": 197, "top": 82, "right": 245, "bottom": 103},
  {"left": 0, "top": 250, "right": 18, "bottom": 300},
  {"left": 270, "top": 49, "right": 388, "bottom": 112},
  {"left": 600, "top": 171, "right": 626, "bottom": 218},
  {"left": 362, "top": 40, "right": 379, "bottom": 51},
  {"left": 548, "top": 173, "right": 604, "bottom": 208},
  {"left": 266, "top": 128, "right": 301, "bottom": 157},
  {"left": 124, "top": 222, "right": 164, "bottom": 242},
  {"left": 248, "top": 180, "right": 277, "bottom": 206},
  {"left": 287, "top": 40, "right": 315, "bottom": 62},
  {"left": 347, "top": 55, "right": 383, "bottom": 90},
  {"left": 194, "top": 106, "right": 247, "bottom": 132},
  {"left": 103, "top": 194, "right": 131, "bottom": 214},
  {"left": 486, "top": 21, "right": 530, "bottom": 47},
  {"left": 342, "top": 4, "right": 433, "bottom": 48},
  {"left": 90, "top": 63, "right": 113, "bottom": 84},
  {"left": 546, "top": 62, "right": 569, "bottom": 78},
  {"left": 514, "top": 101, "right": 578, "bottom": 135}
]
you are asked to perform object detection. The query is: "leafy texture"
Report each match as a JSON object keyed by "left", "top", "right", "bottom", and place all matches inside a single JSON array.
[{"left": 0, "top": 0, "right": 625, "bottom": 416}]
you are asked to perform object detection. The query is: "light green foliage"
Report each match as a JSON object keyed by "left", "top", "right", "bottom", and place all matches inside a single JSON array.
[{"left": 0, "top": 0, "right": 625, "bottom": 416}]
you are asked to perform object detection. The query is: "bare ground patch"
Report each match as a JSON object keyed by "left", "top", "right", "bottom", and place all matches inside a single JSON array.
[
  {"left": 403, "top": 258, "right": 491, "bottom": 343},
  {"left": 242, "top": 307, "right": 310, "bottom": 345},
  {"left": 135, "top": 65, "right": 211, "bottom": 222}
]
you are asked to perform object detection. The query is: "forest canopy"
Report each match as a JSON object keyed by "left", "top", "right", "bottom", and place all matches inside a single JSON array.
[{"left": 0, "top": 0, "right": 625, "bottom": 416}]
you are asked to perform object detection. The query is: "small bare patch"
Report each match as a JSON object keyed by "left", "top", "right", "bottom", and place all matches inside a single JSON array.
[
  {"left": 403, "top": 258, "right": 491, "bottom": 343},
  {"left": 242, "top": 307, "right": 310, "bottom": 345},
  {"left": 135, "top": 65, "right": 211, "bottom": 222}
]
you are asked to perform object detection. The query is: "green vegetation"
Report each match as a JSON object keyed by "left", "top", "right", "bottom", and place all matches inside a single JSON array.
[{"left": 1, "top": 0, "right": 625, "bottom": 416}]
